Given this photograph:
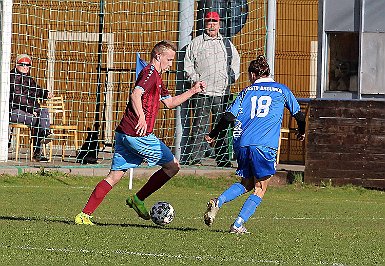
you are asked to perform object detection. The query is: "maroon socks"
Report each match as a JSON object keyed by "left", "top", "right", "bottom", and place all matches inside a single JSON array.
[
  {"left": 136, "top": 168, "right": 172, "bottom": 201},
  {"left": 82, "top": 169, "right": 172, "bottom": 215}
]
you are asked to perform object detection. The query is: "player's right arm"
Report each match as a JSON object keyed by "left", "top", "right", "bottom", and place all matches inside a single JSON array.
[
  {"left": 205, "top": 112, "right": 236, "bottom": 144},
  {"left": 130, "top": 87, "right": 147, "bottom": 136},
  {"left": 206, "top": 90, "right": 244, "bottom": 144}
]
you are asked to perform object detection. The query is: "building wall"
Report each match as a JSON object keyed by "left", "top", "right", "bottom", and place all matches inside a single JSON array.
[{"left": 305, "top": 99, "right": 385, "bottom": 189}]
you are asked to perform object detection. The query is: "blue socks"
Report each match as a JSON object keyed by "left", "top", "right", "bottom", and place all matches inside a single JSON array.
[
  {"left": 217, "top": 183, "right": 246, "bottom": 208},
  {"left": 216, "top": 183, "right": 263, "bottom": 228},
  {"left": 234, "top": 194, "right": 262, "bottom": 228}
]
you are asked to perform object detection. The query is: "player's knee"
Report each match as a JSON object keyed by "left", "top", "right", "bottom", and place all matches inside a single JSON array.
[
  {"left": 105, "top": 170, "right": 124, "bottom": 186},
  {"left": 253, "top": 179, "right": 269, "bottom": 198},
  {"left": 171, "top": 162, "right": 180, "bottom": 175},
  {"left": 253, "top": 187, "right": 265, "bottom": 198},
  {"left": 162, "top": 160, "right": 180, "bottom": 177}
]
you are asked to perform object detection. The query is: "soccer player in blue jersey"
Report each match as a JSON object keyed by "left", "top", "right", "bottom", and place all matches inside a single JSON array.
[{"left": 204, "top": 55, "right": 306, "bottom": 234}]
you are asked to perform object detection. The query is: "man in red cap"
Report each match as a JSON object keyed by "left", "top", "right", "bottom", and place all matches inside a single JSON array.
[
  {"left": 9, "top": 54, "right": 54, "bottom": 161},
  {"left": 205, "top": 11, "right": 220, "bottom": 21},
  {"left": 183, "top": 11, "right": 240, "bottom": 167}
]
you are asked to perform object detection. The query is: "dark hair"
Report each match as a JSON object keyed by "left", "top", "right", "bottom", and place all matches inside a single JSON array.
[
  {"left": 151, "top": 40, "right": 177, "bottom": 59},
  {"left": 248, "top": 55, "right": 270, "bottom": 77}
]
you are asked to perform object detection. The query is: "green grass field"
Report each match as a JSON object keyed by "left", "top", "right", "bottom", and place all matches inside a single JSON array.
[{"left": 0, "top": 170, "right": 384, "bottom": 265}]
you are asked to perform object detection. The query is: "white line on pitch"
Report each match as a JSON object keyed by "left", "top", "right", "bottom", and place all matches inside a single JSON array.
[
  {"left": 0, "top": 244, "right": 283, "bottom": 265},
  {"left": 0, "top": 244, "right": 350, "bottom": 265}
]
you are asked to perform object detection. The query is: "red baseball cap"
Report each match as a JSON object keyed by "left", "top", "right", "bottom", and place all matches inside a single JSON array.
[
  {"left": 16, "top": 54, "right": 32, "bottom": 65},
  {"left": 205, "top": 11, "right": 220, "bottom": 21}
]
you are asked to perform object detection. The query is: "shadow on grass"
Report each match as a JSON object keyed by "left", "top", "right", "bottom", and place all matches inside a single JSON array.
[
  {"left": 208, "top": 228, "right": 236, "bottom": 234},
  {"left": 0, "top": 215, "right": 73, "bottom": 225},
  {"left": 0, "top": 215, "right": 199, "bottom": 232},
  {"left": 98, "top": 222, "right": 199, "bottom": 232}
]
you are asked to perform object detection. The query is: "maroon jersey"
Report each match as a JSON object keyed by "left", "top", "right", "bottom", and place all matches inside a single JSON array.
[{"left": 116, "top": 64, "right": 170, "bottom": 136}]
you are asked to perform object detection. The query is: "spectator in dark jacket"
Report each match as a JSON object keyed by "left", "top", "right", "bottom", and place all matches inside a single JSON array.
[{"left": 10, "top": 54, "right": 54, "bottom": 162}]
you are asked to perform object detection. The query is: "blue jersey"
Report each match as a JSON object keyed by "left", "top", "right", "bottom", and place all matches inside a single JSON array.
[{"left": 227, "top": 78, "right": 300, "bottom": 150}]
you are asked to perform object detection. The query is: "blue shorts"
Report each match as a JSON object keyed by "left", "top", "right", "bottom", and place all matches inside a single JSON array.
[
  {"left": 111, "top": 132, "right": 174, "bottom": 171},
  {"left": 235, "top": 145, "right": 277, "bottom": 180}
]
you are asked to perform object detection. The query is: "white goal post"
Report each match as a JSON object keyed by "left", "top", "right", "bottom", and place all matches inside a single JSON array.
[{"left": 0, "top": 0, "right": 13, "bottom": 162}]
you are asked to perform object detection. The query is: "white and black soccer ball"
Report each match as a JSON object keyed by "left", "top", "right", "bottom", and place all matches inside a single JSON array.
[{"left": 150, "top": 201, "right": 174, "bottom": 226}]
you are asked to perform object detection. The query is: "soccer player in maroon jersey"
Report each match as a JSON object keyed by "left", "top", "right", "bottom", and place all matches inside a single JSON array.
[{"left": 75, "top": 40, "right": 206, "bottom": 225}]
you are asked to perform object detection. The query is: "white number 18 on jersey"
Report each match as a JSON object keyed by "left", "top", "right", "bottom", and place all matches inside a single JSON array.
[{"left": 250, "top": 95, "right": 272, "bottom": 119}]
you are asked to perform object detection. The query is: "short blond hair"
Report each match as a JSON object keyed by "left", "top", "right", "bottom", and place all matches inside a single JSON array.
[{"left": 151, "top": 40, "right": 177, "bottom": 59}]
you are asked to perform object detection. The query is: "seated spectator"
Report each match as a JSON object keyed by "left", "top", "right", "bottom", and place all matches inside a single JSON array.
[{"left": 9, "top": 54, "right": 54, "bottom": 162}]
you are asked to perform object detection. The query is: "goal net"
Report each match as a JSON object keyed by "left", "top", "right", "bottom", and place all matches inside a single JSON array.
[{"left": 6, "top": 0, "right": 266, "bottom": 166}]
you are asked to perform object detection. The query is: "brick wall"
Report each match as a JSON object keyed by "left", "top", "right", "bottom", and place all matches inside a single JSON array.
[{"left": 305, "top": 99, "right": 385, "bottom": 189}]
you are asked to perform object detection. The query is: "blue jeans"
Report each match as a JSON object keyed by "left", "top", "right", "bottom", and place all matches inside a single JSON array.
[{"left": 10, "top": 108, "right": 51, "bottom": 154}]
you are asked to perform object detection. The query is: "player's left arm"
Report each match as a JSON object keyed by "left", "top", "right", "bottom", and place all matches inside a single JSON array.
[
  {"left": 293, "top": 111, "right": 306, "bottom": 141},
  {"left": 285, "top": 88, "right": 306, "bottom": 141},
  {"left": 162, "top": 81, "right": 206, "bottom": 109}
]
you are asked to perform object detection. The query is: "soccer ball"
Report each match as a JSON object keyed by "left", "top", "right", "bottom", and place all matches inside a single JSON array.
[{"left": 150, "top": 201, "right": 174, "bottom": 226}]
